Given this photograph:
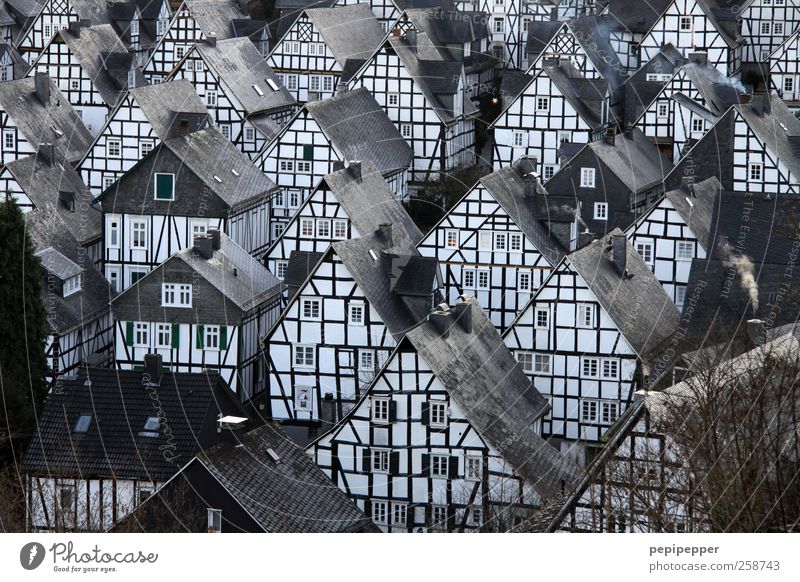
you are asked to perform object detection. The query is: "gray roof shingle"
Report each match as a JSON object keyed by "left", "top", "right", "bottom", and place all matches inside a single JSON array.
[
  {"left": 127, "top": 79, "right": 210, "bottom": 139},
  {"left": 35, "top": 246, "right": 82, "bottom": 279},
  {"left": 586, "top": 127, "right": 674, "bottom": 194},
  {"left": 663, "top": 176, "right": 721, "bottom": 252},
  {"left": 305, "top": 4, "right": 385, "bottom": 76}
]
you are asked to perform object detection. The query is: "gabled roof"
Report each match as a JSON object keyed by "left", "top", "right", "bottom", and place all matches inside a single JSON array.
[
  {"left": 568, "top": 229, "right": 681, "bottom": 358},
  {"left": 127, "top": 78, "right": 210, "bottom": 139},
  {"left": 526, "top": 20, "right": 565, "bottom": 63},
  {"left": 603, "top": 0, "right": 673, "bottom": 33},
  {"left": 5, "top": 0, "right": 44, "bottom": 18},
  {"left": 568, "top": 15, "right": 628, "bottom": 88},
  {"left": 35, "top": 246, "right": 81, "bottom": 280},
  {"left": 545, "top": 61, "right": 608, "bottom": 130},
  {"left": 305, "top": 4, "right": 385, "bottom": 75},
  {"left": 174, "top": 233, "right": 282, "bottom": 312},
  {"left": 192, "top": 37, "right": 295, "bottom": 116},
  {"left": 585, "top": 127, "right": 673, "bottom": 193},
  {"left": 662, "top": 176, "right": 721, "bottom": 252},
  {"left": 620, "top": 43, "right": 686, "bottom": 126},
  {"left": 184, "top": 0, "right": 250, "bottom": 39},
  {"left": 162, "top": 127, "right": 278, "bottom": 209},
  {"left": 696, "top": 0, "right": 746, "bottom": 48},
  {"left": 304, "top": 87, "right": 413, "bottom": 175},
  {"left": 735, "top": 93, "right": 800, "bottom": 182},
  {"left": 0, "top": 75, "right": 93, "bottom": 164},
  {"left": 284, "top": 250, "right": 324, "bottom": 295},
  {"left": 23, "top": 367, "right": 244, "bottom": 481},
  {"left": 0, "top": 42, "right": 27, "bottom": 79},
  {"left": 680, "top": 61, "right": 745, "bottom": 116},
  {"left": 194, "top": 423, "right": 376, "bottom": 532},
  {"left": 404, "top": 297, "right": 582, "bottom": 498}
]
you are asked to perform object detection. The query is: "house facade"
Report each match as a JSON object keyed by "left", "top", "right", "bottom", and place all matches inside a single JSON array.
[{"left": 769, "top": 29, "right": 800, "bottom": 108}]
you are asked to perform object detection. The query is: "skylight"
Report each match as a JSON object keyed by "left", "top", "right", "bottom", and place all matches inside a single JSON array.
[
  {"left": 266, "top": 78, "right": 279, "bottom": 91},
  {"left": 51, "top": 125, "right": 63, "bottom": 137},
  {"left": 252, "top": 84, "right": 264, "bottom": 96},
  {"left": 139, "top": 416, "right": 160, "bottom": 437},
  {"left": 685, "top": 197, "right": 695, "bottom": 208},
  {"left": 73, "top": 414, "right": 92, "bottom": 433},
  {"left": 266, "top": 447, "right": 281, "bottom": 462},
  {"left": 369, "top": 249, "right": 378, "bottom": 261},
  {"left": 213, "top": 175, "right": 222, "bottom": 183},
  {"left": 231, "top": 169, "right": 240, "bottom": 176}
]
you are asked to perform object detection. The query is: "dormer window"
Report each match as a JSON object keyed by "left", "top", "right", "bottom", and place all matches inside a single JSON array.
[
  {"left": 63, "top": 274, "right": 81, "bottom": 297},
  {"left": 130, "top": 19, "right": 139, "bottom": 36},
  {"left": 127, "top": 69, "right": 136, "bottom": 88},
  {"left": 73, "top": 414, "right": 92, "bottom": 433},
  {"left": 157, "top": 19, "right": 168, "bottom": 38}
]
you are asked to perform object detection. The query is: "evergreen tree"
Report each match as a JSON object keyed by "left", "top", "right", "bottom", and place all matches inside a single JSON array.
[{"left": 0, "top": 197, "right": 48, "bottom": 457}]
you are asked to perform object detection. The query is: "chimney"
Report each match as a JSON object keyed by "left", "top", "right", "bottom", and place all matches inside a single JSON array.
[
  {"left": 58, "top": 190, "right": 75, "bottom": 211},
  {"left": 236, "top": 0, "right": 249, "bottom": 14},
  {"left": 320, "top": 393, "right": 337, "bottom": 430},
  {"left": 688, "top": 51, "right": 707, "bottom": 65},
  {"left": 348, "top": 160, "right": 362, "bottom": 182},
  {"left": 578, "top": 228, "right": 594, "bottom": 248},
  {"left": 681, "top": 175, "right": 695, "bottom": 195},
  {"left": 205, "top": 33, "right": 217, "bottom": 47},
  {"left": 523, "top": 172, "right": 540, "bottom": 198},
  {"left": 623, "top": 123, "right": 634, "bottom": 139},
  {"left": 787, "top": 134, "right": 800, "bottom": 156},
  {"left": 378, "top": 223, "right": 393, "bottom": 249},
  {"left": 216, "top": 414, "right": 248, "bottom": 445},
  {"left": 34, "top": 72, "right": 50, "bottom": 105},
  {"left": 391, "top": 27, "right": 402, "bottom": 37},
  {"left": 178, "top": 118, "right": 190, "bottom": 136},
  {"left": 208, "top": 228, "right": 221, "bottom": 251},
  {"left": 604, "top": 127, "right": 615, "bottom": 145},
  {"left": 746, "top": 318, "right": 767, "bottom": 348},
  {"left": 38, "top": 143, "right": 55, "bottom": 166},
  {"left": 429, "top": 306, "right": 451, "bottom": 339},
  {"left": 610, "top": 233, "right": 627, "bottom": 276},
  {"left": 194, "top": 234, "right": 213, "bottom": 259},
  {"left": 143, "top": 353, "right": 163, "bottom": 385},
  {"left": 405, "top": 29, "right": 417, "bottom": 51},
  {"left": 751, "top": 91, "right": 771, "bottom": 116},
  {"left": 332, "top": 160, "right": 345, "bottom": 172},
  {"left": 452, "top": 300, "right": 472, "bottom": 334},
  {"left": 738, "top": 92, "right": 752, "bottom": 105}
]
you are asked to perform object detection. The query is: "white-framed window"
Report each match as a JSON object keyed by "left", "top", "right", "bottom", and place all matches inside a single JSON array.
[
  {"left": 156, "top": 323, "right": 171, "bottom": 348},
  {"left": 139, "top": 139, "right": 155, "bottom": 158},
  {"left": 300, "top": 218, "right": 314, "bottom": 237},
  {"left": 191, "top": 220, "right": 208, "bottom": 241},
  {"left": 430, "top": 401, "right": 447, "bottom": 428},
  {"left": 285, "top": 41, "right": 300, "bottom": 54},
  {"left": 293, "top": 344, "right": 315, "bottom": 368},
  {"left": 372, "top": 397, "right": 390, "bottom": 423},
  {"left": 103, "top": 176, "right": 115, "bottom": 191},
  {"left": 219, "top": 124, "right": 231, "bottom": 139},
  {"left": 513, "top": 131, "right": 525, "bottom": 147},
  {"left": 580, "top": 168, "right": 596, "bottom": 188},
  {"left": 519, "top": 270, "right": 531, "bottom": 292},
  {"left": 748, "top": 162, "right": 763, "bottom": 182},
  {"left": 322, "top": 76, "right": 333, "bottom": 92},
  {"left": 679, "top": 16, "right": 692, "bottom": 31},
  {"left": 315, "top": 219, "right": 330, "bottom": 238},
  {"left": 388, "top": 93, "right": 399, "bottom": 106},
  {"left": 279, "top": 160, "right": 294, "bottom": 173},
  {"left": 401, "top": 124, "right": 412, "bottom": 138},
  {"left": 761, "top": 21, "right": 771, "bottom": 35},
  {"left": 162, "top": 283, "right": 192, "bottom": 307},
  {"left": 463, "top": 269, "right": 489, "bottom": 290},
  {"left": 784, "top": 77, "right": 795, "bottom": 93},
  {"left": 509, "top": 233, "right": 522, "bottom": 252},
  {"left": 657, "top": 102, "right": 669, "bottom": 119},
  {"left": 601, "top": 401, "right": 619, "bottom": 424},
  {"left": 285, "top": 74, "right": 298, "bottom": 91},
  {"left": 297, "top": 161, "right": 311, "bottom": 173},
  {"left": 676, "top": 240, "right": 694, "bottom": 260},
  {"left": 577, "top": 303, "right": 595, "bottom": 328},
  {"left": 582, "top": 357, "right": 599, "bottom": 378},
  {"left": 301, "top": 297, "right": 321, "bottom": 320},
  {"left": 691, "top": 118, "right": 705, "bottom": 134},
  {"left": 543, "top": 165, "right": 556, "bottom": 180},
  {"left": 244, "top": 127, "right": 255, "bottom": 141},
  {"left": 432, "top": 505, "right": 447, "bottom": 530},
  {"left": 156, "top": 19, "right": 168, "bottom": 37},
  {"left": 372, "top": 500, "right": 388, "bottom": 524},
  {"left": 348, "top": 302, "right": 365, "bottom": 325},
  {"left": 106, "top": 138, "right": 121, "bottom": 158},
  {"left": 636, "top": 239, "right": 654, "bottom": 266},
  {"left": 675, "top": 285, "right": 687, "bottom": 308},
  {"left": 359, "top": 350, "right": 374, "bottom": 372},
  {"left": 478, "top": 230, "right": 493, "bottom": 251},
  {"left": 431, "top": 454, "right": 449, "bottom": 478},
  {"left": 107, "top": 267, "right": 120, "bottom": 292},
  {"left": 205, "top": 90, "right": 217, "bottom": 106},
  {"left": 108, "top": 218, "right": 120, "bottom": 248},
  {"left": 333, "top": 219, "right": 347, "bottom": 239},
  {"left": 204, "top": 325, "right": 220, "bottom": 350},
  {"left": 602, "top": 359, "right": 619, "bottom": 379},
  {"left": 275, "top": 260, "right": 288, "bottom": 280},
  {"left": 581, "top": 400, "right": 598, "bottom": 422},
  {"left": 207, "top": 508, "right": 222, "bottom": 533},
  {"left": 63, "top": 275, "right": 81, "bottom": 296},
  {"left": 309, "top": 75, "right": 321, "bottom": 92},
  {"left": 391, "top": 503, "right": 407, "bottom": 526},
  {"left": 536, "top": 97, "right": 549, "bottom": 111},
  {"left": 372, "top": 449, "right": 389, "bottom": 473},
  {"left": 533, "top": 353, "right": 551, "bottom": 374},
  {"left": 175, "top": 44, "right": 186, "bottom": 60},
  {"left": 494, "top": 232, "right": 507, "bottom": 251},
  {"left": 470, "top": 506, "right": 483, "bottom": 527},
  {"left": 516, "top": 351, "right": 533, "bottom": 372},
  {"left": 493, "top": 17, "right": 504, "bottom": 33},
  {"left": 288, "top": 191, "right": 301, "bottom": 208},
  {"left": 445, "top": 229, "right": 459, "bottom": 248},
  {"left": 559, "top": 131, "right": 572, "bottom": 144},
  {"left": 466, "top": 456, "right": 482, "bottom": 481},
  {"left": 133, "top": 322, "right": 149, "bottom": 347},
  {"left": 535, "top": 306, "right": 549, "bottom": 328},
  {"left": 131, "top": 219, "right": 147, "bottom": 249},
  {"left": 594, "top": 202, "right": 608, "bottom": 220}
]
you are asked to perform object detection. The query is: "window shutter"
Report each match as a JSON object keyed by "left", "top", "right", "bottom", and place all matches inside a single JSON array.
[
  {"left": 421, "top": 453, "right": 430, "bottom": 477},
  {"left": 220, "top": 326, "right": 227, "bottom": 350},
  {"left": 363, "top": 500, "right": 371, "bottom": 517},
  {"left": 361, "top": 448, "right": 370, "bottom": 472},
  {"left": 171, "top": 324, "right": 180, "bottom": 348},
  {"left": 420, "top": 402, "right": 429, "bottom": 425},
  {"left": 126, "top": 321, "right": 134, "bottom": 346},
  {"left": 388, "top": 400, "right": 397, "bottom": 422},
  {"left": 389, "top": 451, "right": 399, "bottom": 474},
  {"left": 196, "top": 324, "right": 204, "bottom": 349},
  {"left": 303, "top": 144, "right": 313, "bottom": 161},
  {"left": 449, "top": 456, "right": 459, "bottom": 479}
]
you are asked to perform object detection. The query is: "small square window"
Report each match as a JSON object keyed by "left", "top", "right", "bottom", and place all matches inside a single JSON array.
[
  {"left": 601, "top": 401, "right": 618, "bottom": 424},
  {"left": 680, "top": 17, "right": 692, "bottom": 31},
  {"left": 294, "top": 345, "right": 315, "bottom": 367},
  {"left": 348, "top": 302, "right": 365, "bottom": 325},
  {"left": 536, "top": 97, "right": 549, "bottom": 111},
  {"left": 748, "top": 162, "right": 763, "bottom": 182},
  {"left": 445, "top": 230, "right": 459, "bottom": 248},
  {"left": 401, "top": 124, "right": 412, "bottom": 138},
  {"left": 676, "top": 240, "right": 694, "bottom": 260},
  {"left": 388, "top": 93, "right": 399, "bottom": 106},
  {"left": 533, "top": 353, "right": 551, "bottom": 374},
  {"left": 106, "top": 138, "right": 121, "bottom": 158},
  {"left": 333, "top": 219, "right": 347, "bottom": 239},
  {"left": 602, "top": 359, "right": 619, "bottom": 379},
  {"left": 657, "top": 102, "right": 669, "bottom": 119},
  {"left": 316, "top": 219, "right": 330, "bottom": 238},
  {"left": 301, "top": 298, "right": 321, "bottom": 320},
  {"left": 593, "top": 202, "right": 608, "bottom": 220},
  {"left": 636, "top": 240, "right": 654, "bottom": 266}
]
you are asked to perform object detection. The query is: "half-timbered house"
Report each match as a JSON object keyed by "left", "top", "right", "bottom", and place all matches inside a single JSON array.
[
  {"left": 504, "top": 229, "right": 681, "bottom": 464},
  {"left": 350, "top": 29, "right": 479, "bottom": 182},
  {"left": 78, "top": 78, "right": 209, "bottom": 196},
  {"left": 416, "top": 159, "right": 565, "bottom": 333},
  {"left": 311, "top": 296, "right": 582, "bottom": 532},
  {"left": 142, "top": 0, "right": 265, "bottom": 83},
  {"left": 99, "top": 126, "right": 279, "bottom": 291},
  {"left": 600, "top": 0, "right": 673, "bottom": 71},
  {"left": 0, "top": 0, "right": 43, "bottom": 46},
  {"left": 107, "top": 0, "right": 173, "bottom": 67},
  {"left": 0, "top": 41, "right": 27, "bottom": 79},
  {"left": 261, "top": 218, "right": 439, "bottom": 432},
  {"left": 739, "top": 0, "right": 800, "bottom": 63},
  {"left": 268, "top": 4, "right": 385, "bottom": 104},
  {"left": 23, "top": 360, "right": 246, "bottom": 531},
  {"left": 491, "top": 60, "right": 607, "bottom": 178},
  {"left": 0, "top": 72, "right": 93, "bottom": 166},
  {"left": 29, "top": 21, "right": 145, "bottom": 135},
  {"left": 333, "top": 0, "right": 430, "bottom": 34},
  {"left": 168, "top": 36, "right": 297, "bottom": 159},
  {"left": 257, "top": 87, "right": 412, "bottom": 235},
  {"left": 112, "top": 232, "right": 283, "bottom": 397},
  {"left": 263, "top": 160, "right": 415, "bottom": 286},
  {"left": 769, "top": 28, "right": 800, "bottom": 108},
  {"left": 525, "top": 21, "right": 598, "bottom": 79}
]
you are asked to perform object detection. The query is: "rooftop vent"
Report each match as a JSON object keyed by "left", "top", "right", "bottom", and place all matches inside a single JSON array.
[{"left": 266, "top": 447, "right": 281, "bottom": 463}]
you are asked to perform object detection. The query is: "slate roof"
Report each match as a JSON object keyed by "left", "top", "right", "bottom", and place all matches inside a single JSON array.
[
  {"left": 5, "top": 153, "right": 101, "bottom": 244},
  {"left": 662, "top": 176, "right": 721, "bottom": 252},
  {"left": 193, "top": 423, "right": 377, "bottom": 532},
  {"left": 735, "top": 94, "right": 800, "bottom": 183},
  {"left": 0, "top": 75, "right": 93, "bottom": 164},
  {"left": 284, "top": 250, "right": 324, "bottom": 297},
  {"left": 162, "top": 127, "right": 278, "bottom": 210},
  {"left": 68, "top": 0, "right": 114, "bottom": 24},
  {"left": 304, "top": 87, "right": 413, "bottom": 175},
  {"left": 603, "top": 0, "right": 673, "bottom": 33},
  {"left": 568, "top": 15, "right": 627, "bottom": 88},
  {"left": 0, "top": 42, "right": 28, "bottom": 79},
  {"left": 185, "top": 0, "right": 250, "bottom": 39},
  {"left": 478, "top": 164, "right": 566, "bottom": 265},
  {"left": 621, "top": 44, "right": 686, "bottom": 126},
  {"left": 35, "top": 246, "right": 82, "bottom": 280},
  {"left": 545, "top": 61, "right": 608, "bottom": 130},
  {"left": 174, "top": 233, "right": 283, "bottom": 312},
  {"left": 568, "top": 228, "right": 682, "bottom": 359},
  {"left": 405, "top": 297, "right": 582, "bottom": 498},
  {"left": 305, "top": 4, "right": 385, "bottom": 78},
  {"left": 193, "top": 37, "right": 295, "bottom": 116},
  {"left": 526, "top": 20, "right": 564, "bottom": 64},
  {"left": 680, "top": 61, "right": 745, "bottom": 116},
  {"left": 127, "top": 79, "right": 210, "bottom": 139},
  {"left": 5, "top": 0, "right": 44, "bottom": 18},
  {"left": 23, "top": 367, "right": 245, "bottom": 481},
  {"left": 585, "top": 127, "right": 673, "bottom": 194}
]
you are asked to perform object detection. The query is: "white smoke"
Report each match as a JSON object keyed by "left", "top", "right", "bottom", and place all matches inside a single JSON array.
[{"left": 719, "top": 241, "right": 759, "bottom": 313}]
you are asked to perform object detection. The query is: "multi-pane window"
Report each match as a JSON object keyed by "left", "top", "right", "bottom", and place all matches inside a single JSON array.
[
  {"left": 301, "top": 298, "right": 321, "bottom": 320},
  {"left": 134, "top": 322, "right": 149, "bottom": 346},
  {"left": 372, "top": 501, "right": 388, "bottom": 524},
  {"left": 131, "top": 220, "right": 147, "bottom": 248},
  {"left": 602, "top": 359, "right": 619, "bottom": 379},
  {"left": 275, "top": 261, "right": 288, "bottom": 280},
  {"left": 401, "top": 124, "right": 412, "bottom": 138},
  {"left": 205, "top": 90, "right": 217, "bottom": 106},
  {"left": 175, "top": 45, "right": 186, "bottom": 60},
  {"left": 594, "top": 202, "right": 608, "bottom": 220},
  {"left": 470, "top": 506, "right": 482, "bottom": 526},
  {"left": 359, "top": 350, "right": 374, "bottom": 372},
  {"left": 430, "top": 401, "right": 447, "bottom": 428},
  {"left": 431, "top": 455, "right": 449, "bottom": 478},
  {"left": 463, "top": 269, "right": 489, "bottom": 290},
  {"left": 784, "top": 77, "right": 794, "bottom": 93},
  {"left": 580, "top": 168, "right": 596, "bottom": 188},
  {"left": 519, "top": 271, "right": 531, "bottom": 292},
  {"left": 679, "top": 16, "right": 692, "bottom": 31},
  {"left": 676, "top": 240, "right": 694, "bottom": 260},
  {"left": 636, "top": 240, "right": 654, "bottom": 266},
  {"left": 388, "top": 93, "right": 399, "bottom": 106},
  {"left": 761, "top": 21, "right": 771, "bottom": 35},
  {"left": 581, "top": 400, "right": 598, "bottom": 422},
  {"left": 279, "top": 160, "right": 294, "bottom": 173},
  {"left": 204, "top": 325, "right": 220, "bottom": 350},
  {"left": 536, "top": 97, "right": 549, "bottom": 111},
  {"left": 513, "top": 131, "right": 525, "bottom": 147},
  {"left": 300, "top": 218, "right": 314, "bottom": 237},
  {"left": 156, "top": 323, "right": 171, "bottom": 348},
  {"left": 657, "top": 102, "right": 669, "bottom": 119},
  {"left": 140, "top": 139, "right": 155, "bottom": 158},
  {"left": 372, "top": 449, "right": 389, "bottom": 473},
  {"left": 63, "top": 275, "right": 81, "bottom": 296},
  {"left": 372, "top": 398, "right": 390, "bottom": 423},
  {"left": 535, "top": 307, "right": 549, "bottom": 328},
  {"left": 294, "top": 345, "right": 315, "bottom": 367},
  {"left": 2, "top": 129, "right": 14, "bottom": 149},
  {"left": 493, "top": 17, "right": 504, "bottom": 33},
  {"left": 297, "top": 161, "right": 311, "bottom": 173},
  {"left": 577, "top": 304, "right": 595, "bottom": 328},
  {"left": 533, "top": 353, "right": 551, "bottom": 374},
  {"left": 494, "top": 232, "right": 507, "bottom": 251},
  {"left": 748, "top": 162, "right": 763, "bottom": 182},
  {"left": 107, "top": 138, "right": 121, "bottom": 158},
  {"left": 432, "top": 505, "right": 447, "bottom": 530},
  {"left": 509, "top": 233, "right": 522, "bottom": 252},
  {"left": 691, "top": 118, "right": 705, "bottom": 133},
  {"left": 676, "top": 286, "right": 687, "bottom": 308},
  {"left": 543, "top": 165, "right": 556, "bottom": 180},
  {"left": 316, "top": 219, "right": 330, "bottom": 238},
  {"left": 601, "top": 401, "right": 619, "bottom": 424},
  {"left": 517, "top": 351, "right": 533, "bottom": 372},
  {"left": 391, "top": 503, "right": 407, "bottom": 526},
  {"left": 285, "top": 41, "right": 300, "bottom": 54},
  {"left": 285, "top": 75, "right": 298, "bottom": 91},
  {"left": 162, "top": 283, "right": 192, "bottom": 307},
  {"left": 244, "top": 127, "right": 255, "bottom": 141},
  {"left": 466, "top": 456, "right": 482, "bottom": 481},
  {"left": 582, "top": 357, "right": 599, "bottom": 378},
  {"left": 445, "top": 230, "right": 459, "bottom": 248},
  {"left": 333, "top": 219, "right": 347, "bottom": 239},
  {"left": 348, "top": 303, "right": 364, "bottom": 325}
]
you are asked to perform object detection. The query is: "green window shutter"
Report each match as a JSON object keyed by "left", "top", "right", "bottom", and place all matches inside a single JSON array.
[
  {"left": 171, "top": 324, "right": 180, "bottom": 348},
  {"left": 303, "top": 144, "right": 313, "bottom": 161},
  {"left": 220, "top": 326, "right": 227, "bottom": 350},
  {"left": 155, "top": 174, "right": 174, "bottom": 200},
  {"left": 196, "top": 324, "right": 204, "bottom": 349},
  {"left": 126, "top": 321, "right": 134, "bottom": 346}
]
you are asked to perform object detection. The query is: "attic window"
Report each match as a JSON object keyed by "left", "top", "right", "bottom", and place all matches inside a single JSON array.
[
  {"left": 266, "top": 78, "right": 279, "bottom": 91},
  {"left": 252, "top": 84, "right": 264, "bottom": 96},
  {"left": 230, "top": 169, "right": 240, "bottom": 176},
  {"left": 213, "top": 175, "right": 222, "bottom": 183},
  {"left": 266, "top": 447, "right": 281, "bottom": 462},
  {"left": 139, "top": 416, "right": 160, "bottom": 438},
  {"left": 73, "top": 414, "right": 92, "bottom": 433},
  {"left": 51, "top": 124, "right": 63, "bottom": 137}
]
